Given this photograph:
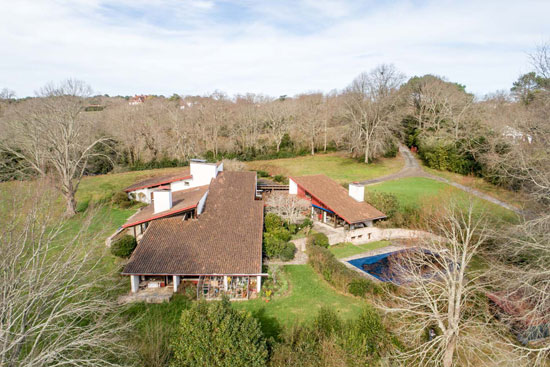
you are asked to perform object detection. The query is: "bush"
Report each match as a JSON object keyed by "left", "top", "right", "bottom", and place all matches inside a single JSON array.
[
  {"left": 112, "top": 191, "right": 135, "bottom": 209},
  {"left": 270, "top": 307, "right": 389, "bottom": 366},
  {"left": 365, "top": 191, "right": 399, "bottom": 219},
  {"left": 265, "top": 213, "right": 284, "bottom": 232},
  {"left": 273, "top": 174, "right": 287, "bottom": 184},
  {"left": 348, "top": 278, "right": 380, "bottom": 297},
  {"left": 111, "top": 235, "right": 137, "bottom": 258},
  {"left": 256, "top": 170, "right": 270, "bottom": 178},
  {"left": 307, "top": 242, "right": 381, "bottom": 296},
  {"left": 306, "top": 233, "right": 329, "bottom": 248},
  {"left": 263, "top": 233, "right": 295, "bottom": 260},
  {"left": 279, "top": 242, "right": 296, "bottom": 261},
  {"left": 171, "top": 298, "right": 268, "bottom": 367}
]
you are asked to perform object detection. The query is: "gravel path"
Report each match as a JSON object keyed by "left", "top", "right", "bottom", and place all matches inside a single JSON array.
[{"left": 358, "top": 145, "right": 522, "bottom": 215}]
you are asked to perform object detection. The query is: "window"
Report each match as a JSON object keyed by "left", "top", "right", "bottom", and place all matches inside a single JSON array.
[{"left": 184, "top": 181, "right": 190, "bottom": 186}]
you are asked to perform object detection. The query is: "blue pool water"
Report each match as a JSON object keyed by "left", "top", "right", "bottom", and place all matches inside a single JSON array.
[
  {"left": 347, "top": 249, "right": 443, "bottom": 284},
  {"left": 347, "top": 251, "right": 405, "bottom": 283}
]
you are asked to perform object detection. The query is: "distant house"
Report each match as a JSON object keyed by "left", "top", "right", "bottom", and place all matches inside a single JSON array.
[
  {"left": 119, "top": 160, "right": 265, "bottom": 300},
  {"left": 288, "top": 174, "right": 386, "bottom": 229},
  {"left": 129, "top": 95, "right": 146, "bottom": 105},
  {"left": 502, "top": 126, "right": 533, "bottom": 144}
]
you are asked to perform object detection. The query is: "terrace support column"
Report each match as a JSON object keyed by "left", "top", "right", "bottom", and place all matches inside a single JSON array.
[
  {"left": 223, "top": 276, "right": 228, "bottom": 291},
  {"left": 173, "top": 275, "right": 181, "bottom": 292},
  {"left": 256, "top": 276, "right": 262, "bottom": 293},
  {"left": 130, "top": 275, "right": 139, "bottom": 293}
]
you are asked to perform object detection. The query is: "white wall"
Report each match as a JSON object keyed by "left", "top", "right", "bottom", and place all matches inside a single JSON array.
[
  {"left": 289, "top": 179, "right": 298, "bottom": 195},
  {"left": 197, "top": 191, "right": 209, "bottom": 215},
  {"left": 131, "top": 188, "right": 152, "bottom": 204},
  {"left": 154, "top": 191, "right": 172, "bottom": 213},
  {"left": 348, "top": 183, "right": 364, "bottom": 202},
  {"left": 170, "top": 179, "right": 192, "bottom": 192},
  {"left": 190, "top": 161, "right": 218, "bottom": 186}
]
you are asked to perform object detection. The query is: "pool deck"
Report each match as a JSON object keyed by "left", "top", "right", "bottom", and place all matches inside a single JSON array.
[{"left": 340, "top": 244, "right": 416, "bottom": 282}]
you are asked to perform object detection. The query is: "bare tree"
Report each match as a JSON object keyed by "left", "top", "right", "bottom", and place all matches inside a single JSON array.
[
  {"left": 296, "top": 93, "right": 325, "bottom": 155},
  {"left": 378, "top": 202, "right": 519, "bottom": 367},
  {"left": 345, "top": 64, "right": 404, "bottom": 163},
  {"left": 0, "top": 79, "right": 111, "bottom": 216},
  {"left": 0, "top": 184, "right": 131, "bottom": 367},
  {"left": 266, "top": 192, "right": 310, "bottom": 225},
  {"left": 263, "top": 98, "right": 294, "bottom": 153},
  {"left": 530, "top": 42, "right": 550, "bottom": 80}
]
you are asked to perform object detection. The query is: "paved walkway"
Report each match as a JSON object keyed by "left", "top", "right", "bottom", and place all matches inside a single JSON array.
[{"left": 358, "top": 145, "right": 522, "bottom": 215}]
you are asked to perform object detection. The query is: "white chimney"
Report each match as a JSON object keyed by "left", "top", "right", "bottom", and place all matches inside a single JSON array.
[
  {"left": 154, "top": 190, "right": 172, "bottom": 213},
  {"left": 190, "top": 159, "right": 219, "bottom": 186},
  {"left": 348, "top": 182, "right": 364, "bottom": 202}
]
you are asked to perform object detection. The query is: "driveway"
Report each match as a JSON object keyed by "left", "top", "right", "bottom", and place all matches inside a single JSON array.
[{"left": 358, "top": 145, "right": 522, "bottom": 215}]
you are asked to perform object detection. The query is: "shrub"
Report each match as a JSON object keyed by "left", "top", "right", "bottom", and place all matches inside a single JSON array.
[
  {"left": 306, "top": 233, "right": 329, "bottom": 248},
  {"left": 112, "top": 191, "right": 134, "bottom": 209},
  {"left": 313, "top": 307, "right": 342, "bottom": 336},
  {"left": 273, "top": 174, "right": 287, "bottom": 184},
  {"left": 348, "top": 278, "right": 380, "bottom": 297},
  {"left": 256, "top": 170, "right": 270, "bottom": 178},
  {"left": 265, "top": 213, "right": 284, "bottom": 232},
  {"left": 279, "top": 242, "right": 296, "bottom": 261},
  {"left": 307, "top": 242, "right": 381, "bottom": 296},
  {"left": 300, "top": 217, "right": 313, "bottom": 230},
  {"left": 263, "top": 233, "right": 295, "bottom": 260},
  {"left": 171, "top": 298, "right": 268, "bottom": 367},
  {"left": 111, "top": 235, "right": 137, "bottom": 258},
  {"left": 365, "top": 191, "right": 399, "bottom": 219}
]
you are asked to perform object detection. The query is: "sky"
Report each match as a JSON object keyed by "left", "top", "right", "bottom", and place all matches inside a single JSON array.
[{"left": 1, "top": 0, "right": 549, "bottom": 98}]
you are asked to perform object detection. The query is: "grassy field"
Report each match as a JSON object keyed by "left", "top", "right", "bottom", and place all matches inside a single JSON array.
[
  {"left": 234, "top": 265, "right": 364, "bottom": 337},
  {"left": 246, "top": 152, "right": 404, "bottom": 183},
  {"left": 423, "top": 167, "right": 527, "bottom": 209},
  {"left": 329, "top": 241, "right": 391, "bottom": 259},
  {"left": 366, "top": 177, "right": 519, "bottom": 223}
]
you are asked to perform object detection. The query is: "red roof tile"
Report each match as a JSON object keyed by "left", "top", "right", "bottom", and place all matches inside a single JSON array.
[
  {"left": 124, "top": 168, "right": 191, "bottom": 192},
  {"left": 122, "top": 185, "right": 209, "bottom": 228},
  {"left": 290, "top": 174, "right": 386, "bottom": 224},
  {"left": 122, "top": 171, "right": 263, "bottom": 275}
]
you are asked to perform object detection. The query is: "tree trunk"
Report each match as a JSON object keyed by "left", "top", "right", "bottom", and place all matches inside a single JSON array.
[
  {"left": 442, "top": 335, "right": 456, "bottom": 367},
  {"left": 64, "top": 191, "right": 77, "bottom": 217},
  {"left": 364, "top": 139, "right": 370, "bottom": 163}
]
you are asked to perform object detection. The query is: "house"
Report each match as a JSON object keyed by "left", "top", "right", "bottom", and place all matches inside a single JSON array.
[
  {"left": 288, "top": 174, "right": 386, "bottom": 229},
  {"left": 124, "top": 160, "right": 222, "bottom": 204},
  {"left": 129, "top": 95, "right": 146, "bottom": 105},
  {"left": 120, "top": 160, "right": 265, "bottom": 300}
]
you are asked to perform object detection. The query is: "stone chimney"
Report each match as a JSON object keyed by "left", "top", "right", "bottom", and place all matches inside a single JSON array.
[
  {"left": 153, "top": 190, "right": 172, "bottom": 213},
  {"left": 348, "top": 182, "right": 364, "bottom": 202}
]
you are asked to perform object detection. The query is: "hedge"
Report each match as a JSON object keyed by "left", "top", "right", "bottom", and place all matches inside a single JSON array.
[
  {"left": 111, "top": 235, "right": 137, "bottom": 258},
  {"left": 307, "top": 242, "right": 382, "bottom": 297}
]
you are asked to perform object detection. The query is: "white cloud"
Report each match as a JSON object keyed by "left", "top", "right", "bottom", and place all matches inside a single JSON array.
[{"left": 0, "top": 0, "right": 548, "bottom": 97}]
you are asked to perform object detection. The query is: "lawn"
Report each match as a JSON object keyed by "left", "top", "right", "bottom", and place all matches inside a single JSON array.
[
  {"left": 423, "top": 167, "right": 527, "bottom": 209},
  {"left": 329, "top": 241, "right": 391, "bottom": 259},
  {"left": 366, "top": 177, "right": 519, "bottom": 223},
  {"left": 234, "top": 265, "right": 364, "bottom": 337},
  {"left": 246, "top": 153, "right": 403, "bottom": 184}
]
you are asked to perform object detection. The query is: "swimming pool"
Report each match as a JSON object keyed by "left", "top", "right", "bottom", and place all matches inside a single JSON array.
[{"left": 347, "top": 249, "right": 440, "bottom": 284}]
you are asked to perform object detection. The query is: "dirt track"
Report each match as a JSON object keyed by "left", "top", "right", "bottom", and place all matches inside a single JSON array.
[{"left": 358, "top": 145, "right": 522, "bottom": 215}]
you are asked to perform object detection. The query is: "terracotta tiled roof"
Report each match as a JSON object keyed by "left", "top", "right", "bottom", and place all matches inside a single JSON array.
[
  {"left": 290, "top": 174, "right": 386, "bottom": 224},
  {"left": 123, "top": 168, "right": 192, "bottom": 192},
  {"left": 122, "top": 185, "right": 209, "bottom": 228},
  {"left": 122, "top": 171, "right": 263, "bottom": 275}
]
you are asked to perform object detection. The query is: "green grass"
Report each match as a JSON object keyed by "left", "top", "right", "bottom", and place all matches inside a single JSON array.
[
  {"left": 329, "top": 241, "right": 391, "bottom": 259},
  {"left": 234, "top": 265, "right": 364, "bottom": 337},
  {"left": 366, "top": 177, "right": 519, "bottom": 223},
  {"left": 246, "top": 153, "right": 403, "bottom": 184}
]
